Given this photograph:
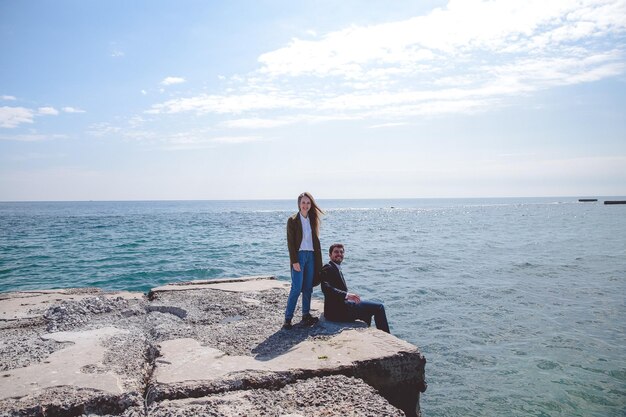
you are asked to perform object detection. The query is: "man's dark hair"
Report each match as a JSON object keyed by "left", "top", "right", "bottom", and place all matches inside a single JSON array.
[{"left": 328, "top": 243, "right": 344, "bottom": 256}]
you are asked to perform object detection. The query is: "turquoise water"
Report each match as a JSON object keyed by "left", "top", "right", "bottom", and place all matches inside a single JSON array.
[{"left": 1, "top": 198, "right": 625, "bottom": 416}]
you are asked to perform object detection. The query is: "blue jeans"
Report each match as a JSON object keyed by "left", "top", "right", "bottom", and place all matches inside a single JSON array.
[
  {"left": 285, "top": 250, "right": 314, "bottom": 321},
  {"left": 346, "top": 299, "right": 390, "bottom": 333}
]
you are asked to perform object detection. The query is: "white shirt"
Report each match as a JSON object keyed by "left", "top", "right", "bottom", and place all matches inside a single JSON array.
[
  {"left": 299, "top": 213, "right": 314, "bottom": 251},
  {"left": 330, "top": 260, "right": 342, "bottom": 272}
]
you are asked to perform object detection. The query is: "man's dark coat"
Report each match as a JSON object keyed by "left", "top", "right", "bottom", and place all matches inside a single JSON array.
[{"left": 320, "top": 262, "right": 350, "bottom": 320}]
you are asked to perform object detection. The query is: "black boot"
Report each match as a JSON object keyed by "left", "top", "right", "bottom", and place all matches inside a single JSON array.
[{"left": 301, "top": 314, "right": 319, "bottom": 326}]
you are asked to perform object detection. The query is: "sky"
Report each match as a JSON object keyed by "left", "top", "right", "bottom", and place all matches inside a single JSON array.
[{"left": 1, "top": 0, "right": 625, "bottom": 201}]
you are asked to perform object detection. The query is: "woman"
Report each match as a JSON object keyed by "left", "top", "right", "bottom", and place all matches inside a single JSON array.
[{"left": 283, "top": 192, "right": 324, "bottom": 330}]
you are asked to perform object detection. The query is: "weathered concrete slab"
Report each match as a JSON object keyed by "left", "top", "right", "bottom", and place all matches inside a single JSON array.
[
  {"left": 155, "top": 328, "right": 416, "bottom": 384},
  {"left": 148, "top": 375, "right": 405, "bottom": 417},
  {"left": 0, "top": 327, "right": 128, "bottom": 399},
  {"left": 149, "top": 276, "right": 283, "bottom": 297},
  {"left": 0, "top": 289, "right": 149, "bottom": 416},
  {"left": 198, "top": 279, "right": 290, "bottom": 293},
  {"left": 0, "top": 276, "right": 427, "bottom": 417},
  {"left": 148, "top": 277, "right": 426, "bottom": 416},
  {"left": 0, "top": 288, "right": 143, "bottom": 323}
]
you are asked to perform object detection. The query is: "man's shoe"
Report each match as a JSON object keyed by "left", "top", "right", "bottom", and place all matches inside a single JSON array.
[
  {"left": 301, "top": 314, "right": 319, "bottom": 326},
  {"left": 282, "top": 319, "right": 293, "bottom": 330}
]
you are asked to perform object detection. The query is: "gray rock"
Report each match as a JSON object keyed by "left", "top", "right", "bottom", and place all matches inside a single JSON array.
[
  {"left": 149, "top": 375, "right": 405, "bottom": 417},
  {"left": 0, "top": 277, "right": 426, "bottom": 417}
]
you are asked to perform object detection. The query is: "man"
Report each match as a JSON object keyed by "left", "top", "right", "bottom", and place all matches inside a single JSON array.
[{"left": 320, "top": 243, "right": 390, "bottom": 333}]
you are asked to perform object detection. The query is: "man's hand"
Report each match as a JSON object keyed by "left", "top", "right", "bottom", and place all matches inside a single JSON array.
[
  {"left": 346, "top": 293, "right": 361, "bottom": 304},
  {"left": 292, "top": 262, "right": 301, "bottom": 272}
]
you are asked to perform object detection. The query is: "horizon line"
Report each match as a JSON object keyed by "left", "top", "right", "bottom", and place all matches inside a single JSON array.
[{"left": 1, "top": 195, "right": 624, "bottom": 204}]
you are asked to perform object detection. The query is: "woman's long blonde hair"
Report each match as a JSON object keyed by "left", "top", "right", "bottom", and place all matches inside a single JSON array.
[{"left": 298, "top": 192, "right": 324, "bottom": 235}]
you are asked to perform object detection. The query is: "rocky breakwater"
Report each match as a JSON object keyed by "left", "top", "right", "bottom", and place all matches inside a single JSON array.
[{"left": 0, "top": 277, "right": 427, "bottom": 417}]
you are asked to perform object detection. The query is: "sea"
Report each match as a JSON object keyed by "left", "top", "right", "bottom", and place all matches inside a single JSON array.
[{"left": 0, "top": 197, "right": 624, "bottom": 417}]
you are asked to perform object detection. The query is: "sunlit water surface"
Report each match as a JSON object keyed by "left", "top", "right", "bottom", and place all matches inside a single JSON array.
[{"left": 1, "top": 198, "right": 624, "bottom": 416}]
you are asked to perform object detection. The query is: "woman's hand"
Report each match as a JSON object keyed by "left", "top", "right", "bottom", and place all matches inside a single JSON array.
[{"left": 292, "top": 262, "right": 301, "bottom": 272}]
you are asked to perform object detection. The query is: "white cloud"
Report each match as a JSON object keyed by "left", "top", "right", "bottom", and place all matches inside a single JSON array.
[
  {"left": 0, "top": 106, "right": 35, "bottom": 128},
  {"left": 211, "top": 136, "right": 262, "bottom": 144},
  {"left": 9, "top": 152, "right": 66, "bottom": 161},
  {"left": 368, "top": 122, "right": 409, "bottom": 129},
  {"left": 148, "top": 92, "right": 310, "bottom": 115},
  {"left": 219, "top": 113, "right": 363, "bottom": 129},
  {"left": 146, "top": 0, "right": 626, "bottom": 123},
  {"left": 38, "top": 107, "right": 59, "bottom": 116},
  {"left": 257, "top": 0, "right": 626, "bottom": 78},
  {"left": 2, "top": 95, "right": 16, "bottom": 101},
  {"left": 219, "top": 118, "right": 293, "bottom": 129},
  {"left": 62, "top": 106, "right": 86, "bottom": 113},
  {"left": 128, "top": 116, "right": 146, "bottom": 127},
  {"left": 0, "top": 133, "right": 67, "bottom": 142},
  {"left": 160, "top": 76, "right": 186, "bottom": 86},
  {"left": 84, "top": 117, "right": 265, "bottom": 149},
  {"left": 160, "top": 130, "right": 263, "bottom": 146},
  {"left": 110, "top": 42, "right": 125, "bottom": 58},
  {"left": 87, "top": 122, "right": 122, "bottom": 137},
  {"left": 158, "top": 133, "right": 264, "bottom": 150},
  {"left": 1, "top": 104, "right": 82, "bottom": 129}
]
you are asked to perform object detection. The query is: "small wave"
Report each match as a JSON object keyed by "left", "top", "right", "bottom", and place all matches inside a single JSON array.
[
  {"left": 91, "top": 224, "right": 113, "bottom": 229},
  {"left": 513, "top": 261, "right": 536, "bottom": 269},
  {"left": 114, "top": 241, "right": 144, "bottom": 249},
  {"left": 536, "top": 359, "right": 562, "bottom": 370}
]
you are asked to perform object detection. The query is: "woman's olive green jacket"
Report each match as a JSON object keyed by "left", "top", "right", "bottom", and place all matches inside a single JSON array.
[{"left": 286, "top": 213, "right": 323, "bottom": 286}]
